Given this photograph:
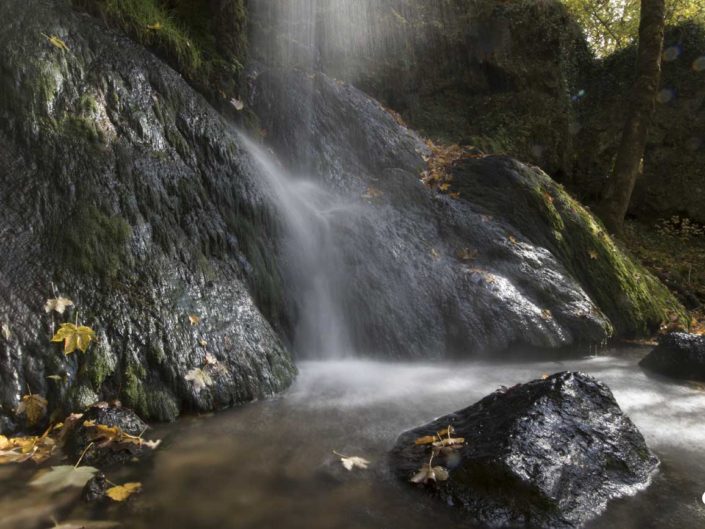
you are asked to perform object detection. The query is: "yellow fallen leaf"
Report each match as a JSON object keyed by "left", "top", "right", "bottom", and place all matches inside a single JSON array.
[
  {"left": 146, "top": 22, "right": 162, "bottom": 30},
  {"left": 51, "top": 323, "right": 96, "bottom": 354},
  {"left": 43, "top": 33, "right": 69, "bottom": 51},
  {"left": 188, "top": 315, "right": 201, "bottom": 326},
  {"left": 588, "top": 250, "right": 599, "bottom": 260},
  {"left": 414, "top": 435, "right": 437, "bottom": 446},
  {"left": 106, "top": 482, "right": 142, "bottom": 501}
]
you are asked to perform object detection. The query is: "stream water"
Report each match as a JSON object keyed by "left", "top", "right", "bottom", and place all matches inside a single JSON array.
[{"left": 4, "top": 351, "right": 703, "bottom": 529}]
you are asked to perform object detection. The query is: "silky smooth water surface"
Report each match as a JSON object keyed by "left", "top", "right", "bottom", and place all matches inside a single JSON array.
[{"left": 2, "top": 351, "right": 705, "bottom": 529}]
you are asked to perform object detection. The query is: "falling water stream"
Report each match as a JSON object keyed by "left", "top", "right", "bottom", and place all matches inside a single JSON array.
[{"left": 1, "top": 2, "right": 705, "bottom": 528}]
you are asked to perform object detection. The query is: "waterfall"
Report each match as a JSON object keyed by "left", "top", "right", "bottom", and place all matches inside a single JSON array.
[{"left": 238, "top": 133, "right": 355, "bottom": 359}]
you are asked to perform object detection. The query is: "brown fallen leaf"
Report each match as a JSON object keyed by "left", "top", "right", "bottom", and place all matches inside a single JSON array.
[
  {"left": 16, "top": 393, "right": 48, "bottom": 425},
  {"left": 432, "top": 437, "right": 465, "bottom": 448},
  {"left": 83, "top": 421, "right": 161, "bottom": 451},
  {"left": 188, "top": 315, "right": 201, "bottom": 326},
  {"left": 414, "top": 435, "right": 438, "bottom": 446}
]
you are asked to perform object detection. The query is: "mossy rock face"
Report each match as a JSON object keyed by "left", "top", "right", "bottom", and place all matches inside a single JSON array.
[
  {"left": 449, "top": 156, "right": 687, "bottom": 337},
  {"left": 573, "top": 22, "right": 705, "bottom": 223},
  {"left": 71, "top": 0, "right": 248, "bottom": 108},
  {"left": 0, "top": 0, "right": 295, "bottom": 432}
]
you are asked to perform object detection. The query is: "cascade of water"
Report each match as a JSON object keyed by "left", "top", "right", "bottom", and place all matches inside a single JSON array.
[{"left": 237, "top": 133, "right": 354, "bottom": 358}]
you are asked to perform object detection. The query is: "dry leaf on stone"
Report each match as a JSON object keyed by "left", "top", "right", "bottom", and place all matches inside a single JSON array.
[
  {"left": 42, "top": 33, "right": 69, "bottom": 51},
  {"left": 230, "top": 97, "right": 244, "bottom": 111},
  {"left": 410, "top": 463, "right": 449, "bottom": 484},
  {"left": 16, "top": 394, "right": 48, "bottom": 425},
  {"left": 414, "top": 435, "right": 438, "bottom": 446},
  {"left": 185, "top": 367, "right": 213, "bottom": 392},
  {"left": 30, "top": 465, "right": 98, "bottom": 492},
  {"left": 82, "top": 421, "right": 161, "bottom": 451},
  {"left": 432, "top": 437, "right": 465, "bottom": 448},
  {"left": 188, "top": 315, "right": 201, "bottom": 326},
  {"left": 106, "top": 482, "right": 142, "bottom": 501},
  {"left": 51, "top": 323, "right": 96, "bottom": 354},
  {"left": 1, "top": 322, "right": 10, "bottom": 340},
  {"left": 44, "top": 297, "right": 74, "bottom": 314}
]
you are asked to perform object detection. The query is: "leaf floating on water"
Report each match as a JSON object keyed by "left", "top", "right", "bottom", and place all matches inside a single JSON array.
[
  {"left": 44, "top": 297, "right": 74, "bottom": 314},
  {"left": 185, "top": 367, "right": 213, "bottom": 392},
  {"left": 42, "top": 33, "right": 69, "bottom": 51},
  {"left": 410, "top": 463, "right": 449, "bottom": 484},
  {"left": 334, "top": 451, "right": 370, "bottom": 471},
  {"left": 30, "top": 464, "right": 98, "bottom": 492},
  {"left": 106, "top": 481, "right": 142, "bottom": 501},
  {"left": 51, "top": 323, "right": 96, "bottom": 354},
  {"left": 16, "top": 393, "right": 48, "bottom": 425}
]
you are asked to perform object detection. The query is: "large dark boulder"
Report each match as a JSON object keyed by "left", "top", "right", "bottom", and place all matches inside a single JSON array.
[
  {"left": 250, "top": 67, "right": 684, "bottom": 356},
  {"left": 640, "top": 332, "right": 705, "bottom": 381},
  {"left": 389, "top": 372, "right": 659, "bottom": 529},
  {"left": 0, "top": 0, "right": 295, "bottom": 431}
]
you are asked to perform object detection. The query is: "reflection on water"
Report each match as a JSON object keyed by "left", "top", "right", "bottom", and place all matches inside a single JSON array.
[{"left": 3, "top": 352, "right": 705, "bottom": 528}]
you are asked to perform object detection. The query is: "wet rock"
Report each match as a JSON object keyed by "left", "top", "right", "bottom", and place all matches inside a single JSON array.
[
  {"left": 0, "top": 0, "right": 296, "bottom": 430},
  {"left": 250, "top": 67, "right": 683, "bottom": 357},
  {"left": 389, "top": 372, "right": 659, "bottom": 529},
  {"left": 83, "top": 472, "right": 110, "bottom": 502},
  {"left": 64, "top": 404, "right": 152, "bottom": 468},
  {"left": 640, "top": 332, "right": 705, "bottom": 382}
]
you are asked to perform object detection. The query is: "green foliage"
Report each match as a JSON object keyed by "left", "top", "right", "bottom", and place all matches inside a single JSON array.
[
  {"left": 561, "top": 0, "right": 705, "bottom": 55},
  {"left": 71, "top": 0, "right": 246, "bottom": 98}
]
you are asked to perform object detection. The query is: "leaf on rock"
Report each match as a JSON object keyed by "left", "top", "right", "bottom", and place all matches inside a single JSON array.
[
  {"left": 185, "top": 367, "right": 213, "bottom": 392},
  {"left": 230, "top": 97, "right": 244, "bottom": 111},
  {"left": 432, "top": 437, "right": 465, "bottom": 448},
  {"left": 362, "top": 187, "right": 384, "bottom": 200},
  {"left": 414, "top": 435, "right": 437, "bottom": 446},
  {"left": 146, "top": 22, "right": 162, "bottom": 30},
  {"left": 106, "top": 482, "right": 142, "bottom": 501},
  {"left": 1, "top": 322, "right": 10, "bottom": 340},
  {"left": 30, "top": 465, "right": 98, "bottom": 492},
  {"left": 437, "top": 426, "right": 455, "bottom": 437},
  {"left": 410, "top": 463, "right": 449, "bottom": 484},
  {"left": 51, "top": 323, "right": 96, "bottom": 354},
  {"left": 44, "top": 297, "right": 74, "bottom": 314},
  {"left": 43, "top": 33, "right": 69, "bottom": 51},
  {"left": 83, "top": 420, "right": 161, "bottom": 451},
  {"left": 588, "top": 250, "right": 599, "bottom": 260},
  {"left": 456, "top": 248, "right": 478, "bottom": 263},
  {"left": 16, "top": 394, "right": 48, "bottom": 425},
  {"left": 188, "top": 315, "right": 201, "bottom": 326}
]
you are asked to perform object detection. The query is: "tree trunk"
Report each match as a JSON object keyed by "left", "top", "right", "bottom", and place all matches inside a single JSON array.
[{"left": 596, "top": 0, "right": 666, "bottom": 236}]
